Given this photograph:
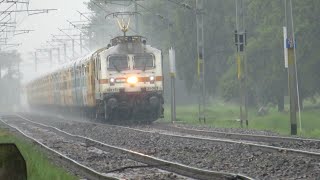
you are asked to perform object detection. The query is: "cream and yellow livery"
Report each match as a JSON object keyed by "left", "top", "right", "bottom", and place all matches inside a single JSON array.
[{"left": 26, "top": 36, "right": 164, "bottom": 122}]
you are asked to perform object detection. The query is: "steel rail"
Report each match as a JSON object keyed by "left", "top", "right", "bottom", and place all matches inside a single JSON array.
[
  {"left": 8, "top": 114, "right": 253, "bottom": 180},
  {"left": 22, "top": 113, "right": 320, "bottom": 159},
  {"left": 154, "top": 124, "right": 320, "bottom": 144},
  {"left": 0, "top": 118, "right": 118, "bottom": 180},
  {"left": 109, "top": 124, "right": 320, "bottom": 160}
]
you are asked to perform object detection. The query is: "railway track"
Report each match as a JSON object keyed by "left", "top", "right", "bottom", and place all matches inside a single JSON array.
[
  {"left": 97, "top": 123, "right": 320, "bottom": 160},
  {"left": 0, "top": 114, "right": 252, "bottom": 180},
  {"left": 16, "top": 113, "right": 320, "bottom": 179},
  {"left": 151, "top": 124, "right": 320, "bottom": 152}
]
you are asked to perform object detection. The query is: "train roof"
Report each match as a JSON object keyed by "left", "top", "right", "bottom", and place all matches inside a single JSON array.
[
  {"left": 26, "top": 36, "right": 160, "bottom": 85},
  {"left": 27, "top": 48, "right": 105, "bottom": 85},
  {"left": 111, "top": 36, "right": 146, "bottom": 46}
]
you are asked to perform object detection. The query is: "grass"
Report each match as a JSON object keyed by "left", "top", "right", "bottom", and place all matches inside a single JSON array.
[
  {"left": 162, "top": 101, "right": 320, "bottom": 138},
  {"left": 0, "top": 128, "right": 77, "bottom": 180}
]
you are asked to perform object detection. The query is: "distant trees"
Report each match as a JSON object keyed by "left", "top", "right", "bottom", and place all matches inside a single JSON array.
[
  {"left": 0, "top": 50, "right": 22, "bottom": 108},
  {"left": 86, "top": 0, "right": 320, "bottom": 109}
]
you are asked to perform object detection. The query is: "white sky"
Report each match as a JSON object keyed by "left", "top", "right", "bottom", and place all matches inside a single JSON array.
[
  {"left": 1, "top": 0, "right": 135, "bottom": 83},
  {"left": 16, "top": 0, "right": 89, "bottom": 53},
  {"left": 10, "top": 0, "right": 89, "bottom": 82}
]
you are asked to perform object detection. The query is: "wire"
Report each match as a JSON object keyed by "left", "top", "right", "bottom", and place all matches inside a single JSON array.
[{"left": 135, "top": 2, "right": 173, "bottom": 26}]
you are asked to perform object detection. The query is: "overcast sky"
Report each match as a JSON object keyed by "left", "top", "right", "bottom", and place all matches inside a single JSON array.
[
  {"left": 16, "top": 0, "right": 89, "bottom": 53},
  {"left": 12, "top": 0, "right": 89, "bottom": 82}
]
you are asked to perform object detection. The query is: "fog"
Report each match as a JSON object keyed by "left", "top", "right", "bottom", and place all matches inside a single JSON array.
[{"left": 1, "top": 0, "right": 320, "bottom": 120}]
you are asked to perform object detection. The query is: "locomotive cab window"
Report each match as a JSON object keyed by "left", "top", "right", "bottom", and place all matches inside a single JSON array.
[
  {"left": 133, "top": 54, "right": 155, "bottom": 70},
  {"left": 107, "top": 55, "right": 129, "bottom": 71}
]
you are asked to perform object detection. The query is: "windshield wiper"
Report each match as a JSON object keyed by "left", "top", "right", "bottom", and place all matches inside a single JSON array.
[
  {"left": 142, "top": 59, "right": 148, "bottom": 71},
  {"left": 111, "top": 61, "right": 121, "bottom": 72}
]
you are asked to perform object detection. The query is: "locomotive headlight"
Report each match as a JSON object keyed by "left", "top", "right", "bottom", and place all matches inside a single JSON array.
[
  {"left": 127, "top": 76, "right": 138, "bottom": 84},
  {"left": 149, "top": 76, "right": 155, "bottom": 84},
  {"left": 109, "top": 78, "right": 115, "bottom": 85}
]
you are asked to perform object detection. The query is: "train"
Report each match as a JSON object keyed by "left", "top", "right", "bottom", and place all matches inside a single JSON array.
[{"left": 26, "top": 36, "right": 164, "bottom": 122}]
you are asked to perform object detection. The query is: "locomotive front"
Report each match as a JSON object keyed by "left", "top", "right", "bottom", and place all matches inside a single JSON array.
[{"left": 96, "top": 36, "right": 164, "bottom": 121}]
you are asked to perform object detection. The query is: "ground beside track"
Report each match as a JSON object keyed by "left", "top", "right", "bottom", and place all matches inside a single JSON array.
[
  {"left": 21, "top": 113, "right": 320, "bottom": 179},
  {"left": 0, "top": 126, "right": 77, "bottom": 180},
  {"left": 162, "top": 102, "right": 320, "bottom": 138}
]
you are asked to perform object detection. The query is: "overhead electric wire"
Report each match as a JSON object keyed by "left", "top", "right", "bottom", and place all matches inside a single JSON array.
[
  {"left": 58, "top": 28, "right": 90, "bottom": 52},
  {"left": 0, "top": 2, "right": 17, "bottom": 17}
]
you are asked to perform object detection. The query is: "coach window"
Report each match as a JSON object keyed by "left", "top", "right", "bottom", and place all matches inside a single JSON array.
[
  {"left": 94, "top": 58, "right": 98, "bottom": 79},
  {"left": 133, "top": 54, "right": 155, "bottom": 70}
]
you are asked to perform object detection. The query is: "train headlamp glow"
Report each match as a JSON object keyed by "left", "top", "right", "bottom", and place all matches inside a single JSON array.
[
  {"left": 127, "top": 76, "right": 138, "bottom": 84},
  {"left": 149, "top": 76, "right": 155, "bottom": 84},
  {"left": 109, "top": 78, "right": 115, "bottom": 86}
]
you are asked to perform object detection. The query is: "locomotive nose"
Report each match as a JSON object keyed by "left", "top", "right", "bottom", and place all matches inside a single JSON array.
[{"left": 149, "top": 96, "right": 160, "bottom": 108}]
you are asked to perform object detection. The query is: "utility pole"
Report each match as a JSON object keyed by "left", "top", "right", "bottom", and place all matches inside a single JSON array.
[
  {"left": 36, "top": 49, "right": 53, "bottom": 65},
  {"left": 49, "top": 49, "right": 53, "bottom": 65},
  {"left": 46, "top": 41, "right": 62, "bottom": 63},
  {"left": 134, "top": 0, "right": 139, "bottom": 33},
  {"left": 80, "top": 33, "right": 83, "bottom": 55},
  {"left": 287, "top": 40, "right": 297, "bottom": 135},
  {"left": 72, "top": 39, "right": 75, "bottom": 58},
  {"left": 169, "top": 47, "right": 176, "bottom": 123},
  {"left": 235, "top": 0, "right": 248, "bottom": 128},
  {"left": 57, "top": 48, "right": 61, "bottom": 62},
  {"left": 63, "top": 43, "right": 67, "bottom": 62},
  {"left": 196, "top": 0, "right": 206, "bottom": 123},
  {"left": 34, "top": 52, "right": 37, "bottom": 72},
  {"left": 284, "top": 0, "right": 299, "bottom": 135}
]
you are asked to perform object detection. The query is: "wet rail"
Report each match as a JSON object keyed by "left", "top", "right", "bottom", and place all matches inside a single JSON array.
[
  {"left": 0, "top": 114, "right": 253, "bottom": 180},
  {"left": 15, "top": 112, "right": 320, "bottom": 179},
  {"left": 155, "top": 124, "right": 320, "bottom": 145},
  {"left": 115, "top": 124, "right": 320, "bottom": 159},
  {"left": 0, "top": 117, "right": 117, "bottom": 180}
]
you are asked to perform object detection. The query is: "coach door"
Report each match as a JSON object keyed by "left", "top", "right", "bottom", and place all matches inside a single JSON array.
[
  {"left": 94, "top": 55, "right": 101, "bottom": 101},
  {"left": 87, "top": 61, "right": 96, "bottom": 107}
]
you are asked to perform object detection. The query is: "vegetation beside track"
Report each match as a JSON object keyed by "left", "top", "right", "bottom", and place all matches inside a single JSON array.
[
  {"left": 0, "top": 128, "right": 77, "bottom": 180},
  {"left": 161, "top": 100, "right": 320, "bottom": 138}
]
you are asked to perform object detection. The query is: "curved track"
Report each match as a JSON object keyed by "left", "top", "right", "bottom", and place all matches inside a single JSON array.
[{"left": 0, "top": 114, "right": 252, "bottom": 180}]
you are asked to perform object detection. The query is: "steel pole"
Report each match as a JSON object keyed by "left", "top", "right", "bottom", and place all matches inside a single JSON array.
[
  {"left": 171, "top": 74, "right": 176, "bottom": 123},
  {"left": 135, "top": 0, "right": 139, "bottom": 34},
  {"left": 169, "top": 47, "right": 176, "bottom": 123},
  {"left": 72, "top": 39, "right": 75, "bottom": 58},
  {"left": 196, "top": 0, "right": 206, "bottom": 123},
  {"left": 63, "top": 43, "right": 67, "bottom": 62},
  {"left": 34, "top": 52, "right": 37, "bottom": 72},
  {"left": 57, "top": 48, "right": 61, "bottom": 62},
  {"left": 49, "top": 49, "right": 53, "bottom": 65},
  {"left": 80, "top": 33, "right": 83, "bottom": 55},
  {"left": 285, "top": 0, "right": 298, "bottom": 135},
  {"left": 288, "top": 46, "right": 297, "bottom": 135}
]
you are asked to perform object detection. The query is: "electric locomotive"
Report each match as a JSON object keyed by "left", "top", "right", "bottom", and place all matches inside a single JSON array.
[
  {"left": 95, "top": 36, "right": 164, "bottom": 121},
  {"left": 26, "top": 35, "right": 164, "bottom": 123}
]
